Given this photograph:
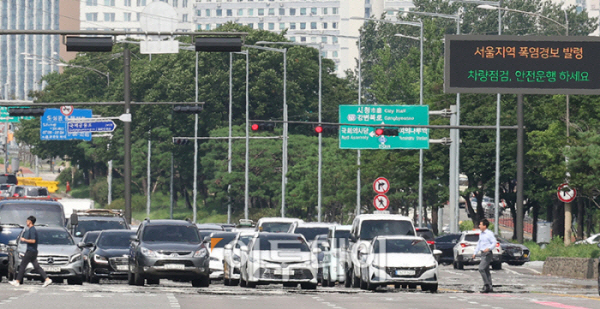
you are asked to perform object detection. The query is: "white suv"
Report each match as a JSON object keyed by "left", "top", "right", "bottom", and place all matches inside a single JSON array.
[
  {"left": 322, "top": 225, "right": 351, "bottom": 286},
  {"left": 345, "top": 214, "right": 416, "bottom": 288},
  {"left": 452, "top": 230, "right": 503, "bottom": 270}
]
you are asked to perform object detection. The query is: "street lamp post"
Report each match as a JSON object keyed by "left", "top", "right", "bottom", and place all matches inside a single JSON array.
[{"left": 478, "top": 3, "right": 569, "bottom": 244}]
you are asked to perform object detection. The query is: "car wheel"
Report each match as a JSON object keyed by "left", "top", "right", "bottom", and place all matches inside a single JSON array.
[
  {"left": 322, "top": 276, "right": 329, "bottom": 287},
  {"left": 134, "top": 270, "right": 145, "bottom": 286},
  {"left": 246, "top": 280, "right": 257, "bottom": 288},
  {"left": 492, "top": 262, "right": 502, "bottom": 270},
  {"left": 422, "top": 284, "right": 438, "bottom": 293},
  {"left": 223, "top": 278, "right": 231, "bottom": 286},
  {"left": 231, "top": 279, "right": 239, "bottom": 286},
  {"left": 359, "top": 275, "right": 368, "bottom": 290},
  {"left": 89, "top": 274, "right": 100, "bottom": 284},
  {"left": 456, "top": 261, "right": 464, "bottom": 270},
  {"left": 344, "top": 267, "right": 352, "bottom": 288},
  {"left": 351, "top": 271, "right": 360, "bottom": 288},
  {"left": 191, "top": 276, "right": 209, "bottom": 287},
  {"left": 147, "top": 278, "right": 160, "bottom": 285},
  {"left": 301, "top": 283, "right": 317, "bottom": 290},
  {"left": 54, "top": 278, "right": 64, "bottom": 284},
  {"left": 328, "top": 273, "right": 335, "bottom": 287},
  {"left": 366, "top": 281, "right": 377, "bottom": 291},
  {"left": 453, "top": 261, "right": 457, "bottom": 269},
  {"left": 283, "top": 282, "right": 297, "bottom": 288},
  {"left": 240, "top": 276, "right": 247, "bottom": 287},
  {"left": 394, "top": 284, "right": 401, "bottom": 289},
  {"left": 127, "top": 271, "right": 135, "bottom": 285}
]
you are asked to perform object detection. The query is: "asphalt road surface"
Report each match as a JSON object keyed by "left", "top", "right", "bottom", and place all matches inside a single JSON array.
[{"left": 2, "top": 262, "right": 598, "bottom": 309}]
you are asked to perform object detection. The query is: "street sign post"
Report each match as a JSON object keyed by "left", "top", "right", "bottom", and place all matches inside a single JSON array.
[
  {"left": 557, "top": 183, "right": 576, "bottom": 203},
  {"left": 339, "top": 105, "right": 429, "bottom": 149},
  {"left": 67, "top": 120, "right": 117, "bottom": 133},
  {"left": 0, "top": 107, "right": 34, "bottom": 122},
  {"left": 41, "top": 109, "right": 92, "bottom": 141},
  {"left": 373, "top": 194, "right": 390, "bottom": 211},
  {"left": 373, "top": 177, "right": 390, "bottom": 194}
]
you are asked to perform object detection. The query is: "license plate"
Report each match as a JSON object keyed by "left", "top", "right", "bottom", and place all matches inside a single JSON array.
[
  {"left": 164, "top": 264, "right": 185, "bottom": 270},
  {"left": 512, "top": 252, "right": 522, "bottom": 257},
  {"left": 116, "top": 265, "right": 129, "bottom": 271},
  {"left": 395, "top": 270, "right": 415, "bottom": 276},
  {"left": 274, "top": 269, "right": 294, "bottom": 276},
  {"left": 42, "top": 266, "right": 61, "bottom": 273}
]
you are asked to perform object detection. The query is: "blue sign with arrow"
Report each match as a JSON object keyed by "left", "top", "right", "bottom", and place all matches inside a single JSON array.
[
  {"left": 68, "top": 120, "right": 117, "bottom": 133},
  {"left": 41, "top": 109, "right": 92, "bottom": 141}
]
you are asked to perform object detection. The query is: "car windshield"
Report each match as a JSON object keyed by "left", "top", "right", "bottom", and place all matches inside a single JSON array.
[
  {"left": 373, "top": 238, "right": 430, "bottom": 254},
  {"left": 97, "top": 232, "right": 135, "bottom": 249},
  {"left": 294, "top": 227, "right": 330, "bottom": 243},
  {"left": 74, "top": 220, "right": 127, "bottom": 236},
  {"left": 333, "top": 230, "right": 351, "bottom": 248},
  {"left": 260, "top": 222, "right": 293, "bottom": 233},
  {"left": 208, "top": 233, "right": 238, "bottom": 248},
  {"left": 235, "top": 235, "right": 253, "bottom": 248},
  {"left": 26, "top": 187, "right": 48, "bottom": 196},
  {"left": 0, "top": 203, "right": 64, "bottom": 227},
  {"left": 359, "top": 220, "right": 415, "bottom": 240},
  {"left": 143, "top": 225, "right": 200, "bottom": 243},
  {"left": 465, "top": 234, "right": 480, "bottom": 242},
  {"left": 82, "top": 232, "right": 101, "bottom": 244},
  {"left": 253, "top": 235, "right": 310, "bottom": 252},
  {"left": 32, "top": 229, "right": 74, "bottom": 246}
]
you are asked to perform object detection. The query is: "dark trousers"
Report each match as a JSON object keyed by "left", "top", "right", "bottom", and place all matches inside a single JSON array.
[
  {"left": 16, "top": 250, "right": 48, "bottom": 283},
  {"left": 478, "top": 251, "right": 492, "bottom": 287}
]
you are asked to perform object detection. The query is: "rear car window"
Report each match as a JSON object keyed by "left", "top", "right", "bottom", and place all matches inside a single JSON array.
[
  {"left": 0, "top": 174, "right": 17, "bottom": 184},
  {"left": 465, "top": 234, "right": 480, "bottom": 242}
]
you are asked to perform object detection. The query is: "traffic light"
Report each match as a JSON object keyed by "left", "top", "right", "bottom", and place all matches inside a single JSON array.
[
  {"left": 173, "top": 106, "right": 203, "bottom": 113},
  {"left": 195, "top": 37, "right": 242, "bottom": 52},
  {"left": 251, "top": 123, "right": 275, "bottom": 131},
  {"left": 8, "top": 107, "right": 46, "bottom": 117},
  {"left": 375, "top": 128, "right": 398, "bottom": 136},
  {"left": 173, "top": 138, "right": 190, "bottom": 145},
  {"left": 314, "top": 125, "right": 338, "bottom": 135}
]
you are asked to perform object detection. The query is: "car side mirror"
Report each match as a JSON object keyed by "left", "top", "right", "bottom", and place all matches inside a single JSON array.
[
  {"left": 240, "top": 245, "right": 248, "bottom": 252},
  {"left": 321, "top": 242, "right": 330, "bottom": 251},
  {"left": 70, "top": 213, "right": 79, "bottom": 226},
  {"left": 202, "top": 236, "right": 211, "bottom": 244},
  {"left": 312, "top": 247, "right": 322, "bottom": 254},
  {"left": 8, "top": 239, "right": 17, "bottom": 246},
  {"left": 129, "top": 235, "right": 138, "bottom": 242},
  {"left": 349, "top": 234, "right": 357, "bottom": 242},
  {"left": 224, "top": 244, "right": 233, "bottom": 250},
  {"left": 433, "top": 249, "right": 442, "bottom": 262}
]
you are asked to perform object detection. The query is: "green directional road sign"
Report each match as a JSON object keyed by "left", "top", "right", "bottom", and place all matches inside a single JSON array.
[
  {"left": 339, "top": 105, "right": 429, "bottom": 150},
  {"left": 0, "top": 107, "right": 34, "bottom": 122}
]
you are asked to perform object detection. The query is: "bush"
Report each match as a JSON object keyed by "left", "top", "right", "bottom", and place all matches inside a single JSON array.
[
  {"left": 459, "top": 220, "right": 495, "bottom": 233},
  {"left": 56, "top": 167, "right": 85, "bottom": 188},
  {"left": 524, "top": 236, "right": 600, "bottom": 261}
]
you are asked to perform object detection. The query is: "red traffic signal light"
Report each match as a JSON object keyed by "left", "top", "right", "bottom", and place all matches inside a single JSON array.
[
  {"left": 315, "top": 126, "right": 323, "bottom": 134},
  {"left": 375, "top": 128, "right": 398, "bottom": 136},
  {"left": 251, "top": 123, "right": 275, "bottom": 131},
  {"left": 375, "top": 128, "right": 384, "bottom": 136},
  {"left": 251, "top": 124, "right": 259, "bottom": 131}
]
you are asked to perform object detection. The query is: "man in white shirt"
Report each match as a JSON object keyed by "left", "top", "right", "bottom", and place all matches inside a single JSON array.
[{"left": 472, "top": 218, "right": 496, "bottom": 293}]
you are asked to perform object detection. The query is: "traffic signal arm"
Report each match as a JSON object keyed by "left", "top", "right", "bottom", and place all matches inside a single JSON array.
[{"left": 8, "top": 107, "right": 46, "bottom": 117}]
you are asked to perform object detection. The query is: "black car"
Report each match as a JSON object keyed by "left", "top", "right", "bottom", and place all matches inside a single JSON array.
[
  {"left": 0, "top": 174, "right": 18, "bottom": 185},
  {"left": 416, "top": 228, "right": 436, "bottom": 251},
  {"left": 128, "top": 219, "right": 210, "bottom": 287},
  {"left": 434, "top": 233, "right": 462, "bottom": 265},
  {"left": 68, "top": 209, "right": 129, "bottom": 242},
  {"left": 85, "top": 229, "right": 136, "bottom": 283},
  {"left": 497, "top": 237, "right": 530, "bottom": 266}
]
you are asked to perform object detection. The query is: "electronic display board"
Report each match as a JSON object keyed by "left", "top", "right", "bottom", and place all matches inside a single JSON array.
[{"left": 444, "top": 35, "right": 600, "bottom": 95}]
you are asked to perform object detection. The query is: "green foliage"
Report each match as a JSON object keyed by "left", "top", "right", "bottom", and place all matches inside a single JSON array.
[
  {"left": 459, "top": 220, "right": 495, "bottom": 233},
  {"left": 524, "top": 237, "right": 600, "bottom": 261}
]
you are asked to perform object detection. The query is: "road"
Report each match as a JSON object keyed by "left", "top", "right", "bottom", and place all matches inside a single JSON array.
[{"left": 2, "top": 263, "right": 598, "bottom": 309}]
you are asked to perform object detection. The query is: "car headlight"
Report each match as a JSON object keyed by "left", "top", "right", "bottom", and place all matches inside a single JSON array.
[
  {"left": 193, "top": 248, "right": 208, "bottom": 258},
  {"left": 140, "top": 247, "right": 157, "bottom": 257},
  {"left": 423, "top": 264, "right": 437, "bottom": 271},
  {"left": 70, "top": 253, "right": 82, "bottom": 263},
  {"left": 93, "top": 254, "right": 108, "bottom": 264},
  {"left": 232, "top": 254, "right": 240, "bottom": 262}
]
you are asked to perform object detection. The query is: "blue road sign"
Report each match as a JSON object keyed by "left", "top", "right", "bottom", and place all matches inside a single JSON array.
[
  {"left": 41, "top": 109, "right": 92, "bottom": 141},
  {"left": 68, "top": 120, "right": 117, "bottom": 133}
]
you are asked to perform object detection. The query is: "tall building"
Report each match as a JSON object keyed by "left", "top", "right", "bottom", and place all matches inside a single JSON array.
[{"left": 0, "top": 0, "right": 79, "bottom": 100}]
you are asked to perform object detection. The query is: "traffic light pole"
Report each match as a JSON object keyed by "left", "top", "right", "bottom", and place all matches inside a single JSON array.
[{"left": 124, "top": 49, "right": 132, "bottom": 225}]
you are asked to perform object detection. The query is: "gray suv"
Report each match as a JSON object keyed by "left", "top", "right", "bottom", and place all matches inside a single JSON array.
[{"left": 128, "top": 219, "right": 210, "bottom": 287}]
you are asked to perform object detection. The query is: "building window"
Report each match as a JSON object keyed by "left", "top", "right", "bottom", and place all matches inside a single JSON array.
[
  {"left": 85, "top": 13, "right": 98, "bottom": 21},
  {"left": 248, "top": 8, "right": 254, "bottom": 16},
  {"left": 136, "top": 12, "right": 140, "bottom": 21},
  {"left": 104, "top": 0, "right": 115, "bottom": 6},
  {"left": 269, "top": 8, "right": 275, "bottom": 15},
  {"left": 227, "top": 9, "right": 233, "bottom": 16},
  {"left": 332, "top": 37, "right": 338, "bottom": 43},
  {"left": 311, "top": 7, "right": 317, "bottom": 15},
  {"left": 197, "top": 24, "right": 202, "bottom": 31},
  {"left": 206, "top": 9, "right": 210, "bottom": 16},
  {"left": 321, "top": 37, "right": 327, "bottom": 43},
  {"left": 321, "top": 51, "right": 327, "bottom": 58},
  {"left": 247, "top": 23, "right": 254, "bottom": 29},
  {"left": 268, "top": 23, "right": 274, "bottom": 30},
  {"left": 238, "top": 9, "right": 244, "bottom": 16},
  {"left": 311, "top": 37, "right": 317, "bottom": 43},
  {"left": 290, "top": 36, "right": 296, "bottom": 42},
  {"left": 258, "top": 23, "right": 264, "bottom": 30},
  {"left": 332, "top": 7, "right": 338, "bottom": 14},
  {"left": 86, "top": 0, "right": 97, "bottom": 6},
  {"left": 332, "top": 22, "right": 338, "bottom": 29},
  {"left": 365, "top": 8, "right": 371, "bottom": 17},
  {"left": 172, "top": 0, "right": 178, "bottom": 7},
  {"left": 183, "top": 0, "right": 187, "bottom": 7},
  {"left": 300, "top": 36, "right": 306, "bottom": 42},
  {"left": 289, "top": 22, "right": 296, "bottom": 29},
  {"left": 279, "top": 8, "right": 285, "bottom": 15},
  {"left": 216, "top": 9, "right": 222, "bottom": 16},
  {"left": 258, "top": 9, "right": 264, "bottom": 16},
  {"left": 124, "top": 0, "right": 131, "bottom": 6},
  {"left": 104, "top": 13, "right": 115, "bottom": 21},
  {"left": 300, "top": 22, "right": 306, "bottom": 29},
  {"left": 311, "top": 22, "right": 317, "bottom": 29},
  {"left": 333, "top": 51, "right": 338, "bottom": 57},
  {"left": 205, "top": 24, "right": 211, "bottom": 30},
  {"left": 300, "top": 8, "right": 307, "bottom": 15},
  {"left": 196, "top": 10, "right": 201, "bottom": 16},
  {"left": 322, "top": 7, "right": 327, "bottom": 15},
  {"left": 323, "top": 22, "right": 328, "bottom": 29},
  {"left": 279, "top": 23, "right": 285, "bottom": 30},
  {"left": 124, "top": 12, "right": 131, "bottom": 21},
  {"left": 182, "top": 14, "right": 188, "bottom": 22},
  {"left": 136, "top": 0, "right": 146, "bottom": 5},
  {"left": 289, "top": 8, "right": 296, "bottom": 15}
]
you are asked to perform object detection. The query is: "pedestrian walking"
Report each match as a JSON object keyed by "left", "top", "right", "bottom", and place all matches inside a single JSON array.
[
  {"left": 9, "top": 216, "right": 52, "bottom": 287},
  {"left": 472, "top": 218, "right": 496, "bottom": 293}
]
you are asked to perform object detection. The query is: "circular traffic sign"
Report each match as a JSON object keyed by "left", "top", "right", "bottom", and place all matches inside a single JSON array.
[
  {"left": 557, "top": 183, "right": 576, "bottom": 203},
  {"left": 373, "top": 177, "right": 390, "bottom": 194},
  {"left": 373, "top": 194, "right": 390, "bottom": 211},
  {"left": 60, "top": 105, "right": 74, "bottom": 117}
]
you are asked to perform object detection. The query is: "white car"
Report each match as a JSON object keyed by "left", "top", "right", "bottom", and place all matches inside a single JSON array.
[
  {"left": 239, "top": 233, "right": 318, "bottom": 289},
  {"left": 207, "top": 231, "right": 239, "bottom": 280},
  {"left": 222, "top": 231, "right": 255, "bottom": 286},
  {"left": 288, "top": 222, "right": 335, "bottom": 245},
  {"left": 452, "top": 230, "right": 503, "bottom": 270},
  {"left": 254, "top": 217, "right": 303, "bottom": 233},
  {"left": 359, "top": 236, "right": 440, "bottom": 292},
  {"left": 574, "top": 233, "right": 600, "bottom": 245},
  {"left": 322, "top": 225, "right": 351, "bottom": 286}
]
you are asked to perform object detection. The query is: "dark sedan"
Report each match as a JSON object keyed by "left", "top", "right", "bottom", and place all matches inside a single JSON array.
[
  {"left": 434, "top": 233, "right": 461, "bottom": 265},
  {"left": 85, "top": 229, "right": 136, "bottom": 283},
  {"left": 498, "top": 237, "right": 530, "bottom": 265}
]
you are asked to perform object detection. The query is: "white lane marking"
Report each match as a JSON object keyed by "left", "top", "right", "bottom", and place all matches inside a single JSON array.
[
  {"left": 166, "top": 293, "right": 180, "bottom": 309},
  {"left": 503, "top": 267, "right": 520, "bottom": 276}
]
